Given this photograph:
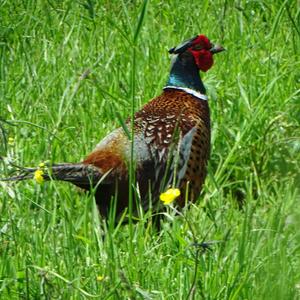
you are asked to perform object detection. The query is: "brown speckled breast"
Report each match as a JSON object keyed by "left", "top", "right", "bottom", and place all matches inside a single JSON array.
[{"left": 134, "top": 88, "right": 210, "bottom": 207}]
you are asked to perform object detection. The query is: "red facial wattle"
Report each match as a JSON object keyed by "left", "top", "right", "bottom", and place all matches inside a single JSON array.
[
  {"left": 191, "top": 34, "right": 212, "bottom": 50},
  {"left": 189, "top": 48, "right": 214, "bottom": 72},
  {"left": 186, "top": 35, "right": 215, "bottom": 72}
]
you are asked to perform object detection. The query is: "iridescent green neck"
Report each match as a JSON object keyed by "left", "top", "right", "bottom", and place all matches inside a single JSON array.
[{"left": 165, "top": 53, "right": 206, "bottom": 94}]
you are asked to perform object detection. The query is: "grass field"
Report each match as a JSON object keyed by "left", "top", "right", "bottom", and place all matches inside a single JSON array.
[{"left": 1, "top": 0, "right": 300, "bottom": 299}]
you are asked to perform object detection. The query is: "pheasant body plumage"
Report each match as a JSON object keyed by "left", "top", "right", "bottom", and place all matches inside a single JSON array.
[
  {"left": 3, "top": 34, "right": 224, "bottom": 218},
  {"left": 82, "top": 88, "right": 210, "bottom": 216}
]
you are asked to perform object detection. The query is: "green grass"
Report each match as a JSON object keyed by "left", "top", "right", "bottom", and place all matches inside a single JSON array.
[{"left": 1, "top": 0, "right": 300, "bottom": 299}]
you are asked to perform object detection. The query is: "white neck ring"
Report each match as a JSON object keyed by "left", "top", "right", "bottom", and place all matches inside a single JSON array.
[{"left": 163, "top": 86, "right": 208, "bottom": 101}]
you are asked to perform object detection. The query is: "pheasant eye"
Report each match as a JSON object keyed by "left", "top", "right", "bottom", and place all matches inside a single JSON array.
[{"left": 193, "top": 44, "right": 203, "bottom": 50}]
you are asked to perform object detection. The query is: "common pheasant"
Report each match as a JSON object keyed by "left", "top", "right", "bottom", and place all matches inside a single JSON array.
[{"left": 3, "top": 34, "right": 224, "bottom": 218}]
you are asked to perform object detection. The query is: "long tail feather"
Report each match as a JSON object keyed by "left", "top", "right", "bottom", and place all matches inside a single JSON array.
[{"left": 1, "top": 163, "right": 106, "bottom": 188}]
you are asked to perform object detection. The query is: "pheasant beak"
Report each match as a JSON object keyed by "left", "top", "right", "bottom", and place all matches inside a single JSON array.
[{"left": 209, "top": 44, "right": 225, "bottom": 54}]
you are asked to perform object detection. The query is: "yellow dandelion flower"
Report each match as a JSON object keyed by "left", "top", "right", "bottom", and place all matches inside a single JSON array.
[
  {"left": 8, "top": 137, "right": 14, "bottom": 146},
  {"left": 34, "top": 169, "right": 44, "bottom": 184},
  {"left": 160, "top": 188, "right": 181, "bottom": 205},
  {"left": 96, "top": 275, "right": 104, "bottom": 281}
]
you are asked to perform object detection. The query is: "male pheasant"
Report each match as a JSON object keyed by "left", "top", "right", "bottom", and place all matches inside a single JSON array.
[{"left": 3, "top": 34, "right": 224, "bottom": 218}]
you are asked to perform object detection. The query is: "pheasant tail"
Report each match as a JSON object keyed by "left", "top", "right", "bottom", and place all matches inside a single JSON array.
[{"left": 2, "top": 163, "right": 105, "bottom": 188}]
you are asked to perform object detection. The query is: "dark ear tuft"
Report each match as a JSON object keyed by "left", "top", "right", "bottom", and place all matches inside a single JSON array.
[{"left": 168, "top": 35, "right": 198, "bottom": 54}]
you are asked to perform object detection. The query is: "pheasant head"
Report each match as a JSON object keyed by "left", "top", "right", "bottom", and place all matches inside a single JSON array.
[
  {"left": 167, "top": 34, "right": 225, "bottom": 93},
  {"left": 169, "top": 34, "right": 225, "bottom": 72}
]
